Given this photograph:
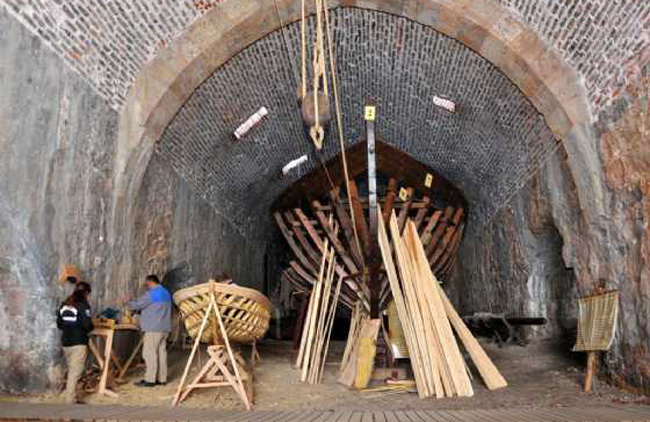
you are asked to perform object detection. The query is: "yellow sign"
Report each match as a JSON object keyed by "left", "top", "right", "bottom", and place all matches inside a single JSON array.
[
  {"left": 399, "top": 187, "right": 408, "bottom": 201},
  {"left": 364, "top": 106, "right": 376, "bottom": 121},
  {"left": 425, "top": 173, "right": 434, "bottom": 188}
]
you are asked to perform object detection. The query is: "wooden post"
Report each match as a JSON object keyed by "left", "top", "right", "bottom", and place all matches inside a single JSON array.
[
  {"left": 584, "top": 351, "right": 596, "bottom": 393},
  {"left": 173, "top": 299, "right": 214, "bottom": 406},
  {"left": 366, "top": 104, "right": 381, "bottom": 318}
]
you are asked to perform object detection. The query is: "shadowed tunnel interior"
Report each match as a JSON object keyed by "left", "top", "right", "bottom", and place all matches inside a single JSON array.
[{"left": 0, "top": 0, "right": 649, "bottom": 404}]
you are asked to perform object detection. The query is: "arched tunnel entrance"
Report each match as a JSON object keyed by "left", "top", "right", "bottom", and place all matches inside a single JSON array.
[
  {"left": 117, "top": 4, "right": 601, "bottom": 411},
  {"left": 1, "top": 0, "right": 649, "bottom": 417}
]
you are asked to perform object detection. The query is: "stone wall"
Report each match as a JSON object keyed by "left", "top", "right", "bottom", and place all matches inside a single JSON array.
[
  {"left": 130, "top": 153, "right": 266, "bottom": 297},
  {"left": 0, "top": 9, "right": 266, "bottom": 393},
  {"left": 451, "top": 65, "right": 650, "bottom": 390},
  {"left": 449, "top": 152, "right": 579, "bottom": 339},
  {"left": 595, "top": 66, "right": 650, "bottom": 390},
  {"left": 0, "top": 8, "right": 118, "bottom": 393}
]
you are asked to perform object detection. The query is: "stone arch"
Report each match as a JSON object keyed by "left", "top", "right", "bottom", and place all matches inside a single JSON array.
[{"left": 109, "top": 0, "right": 601, "bottom": 282}]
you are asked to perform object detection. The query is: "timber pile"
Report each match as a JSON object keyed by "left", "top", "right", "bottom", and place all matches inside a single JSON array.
[
  {"left": 378, "top": 209, "right": 507, "bottom": 398},
  {"left": 295, "top": 240, "right": 344, "bottom": 384}
]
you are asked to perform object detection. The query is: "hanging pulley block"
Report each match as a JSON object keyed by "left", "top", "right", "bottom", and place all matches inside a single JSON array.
[{"left": 301, "top": 90, "right": 332, "bottom": 128}]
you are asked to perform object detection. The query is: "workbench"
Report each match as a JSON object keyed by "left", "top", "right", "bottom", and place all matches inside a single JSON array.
[{"left": 88, "top": 319, "right": 142, "bottom": 397}]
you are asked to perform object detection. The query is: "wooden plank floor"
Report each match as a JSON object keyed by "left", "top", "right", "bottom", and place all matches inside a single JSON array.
[{"left": 1, "top": 403, "right": 650, "bottom": 422}]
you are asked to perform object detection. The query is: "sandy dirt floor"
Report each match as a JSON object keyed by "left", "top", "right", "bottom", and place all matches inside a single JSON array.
[{"left": 5, "top": 339, "right": 649, "bottom": 411}]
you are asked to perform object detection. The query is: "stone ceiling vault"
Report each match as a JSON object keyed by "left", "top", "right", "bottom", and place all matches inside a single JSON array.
[{"left": 156, "top": 8, "right": 557, "bottom": 235}]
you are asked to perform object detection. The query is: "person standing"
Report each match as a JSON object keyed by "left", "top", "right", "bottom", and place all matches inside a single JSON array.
[
  {"left": 128, "top": 275, "right": 172, "bottom": 387},
  {"left": 57, "top": 281, "right": 93, "bottom": 404}
]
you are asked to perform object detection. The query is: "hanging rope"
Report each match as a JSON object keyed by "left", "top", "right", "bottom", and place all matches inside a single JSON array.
[
  {"left": 322, "top": 0, "right": 364, "bottom": 264},
  {"left": 296, "top": 0, "right": 364, "bottom": 264},
  {"left": 301, "top": 0, "right": 307, "bottom": 100}
]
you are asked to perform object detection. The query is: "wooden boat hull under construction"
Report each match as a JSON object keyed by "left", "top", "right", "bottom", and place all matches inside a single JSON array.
[
  {"left": 173, "top": 281, "right": 272, "bottom": 345},
  {"left": 272, "top": 140, "right": 467, "bottom": 313}
]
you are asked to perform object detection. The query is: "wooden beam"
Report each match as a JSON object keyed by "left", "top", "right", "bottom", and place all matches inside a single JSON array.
[
  {"left": 348, "top": 180, "right": 371, "bottom": 257},
  {"left": 330, "top": 188, "right": 364, "bottom": 268},
  {"left": 294, "top": 209, "right": 325, "bottom": 251},
  {"left": 434, "top": 222, "right": 465, "bottom": 275},
  {"left": 310, "top": 200, "right": 359, "bottom": 276},
  {"left": 413, "top": 196, "right": 431, "bottom": 231},
  {"left": 290, "top": 261, "right": 317, "bottom": 284},
  {"left": 396, "top": 187, "right": 415, "bottom": 233},
  {"left": 284, "top": 211, "right": 321, "bottom": 268},
  {"left": 438, "top": 285, "right": 508, "bottom": 390},
  {"left": 382, "top": 178, "right": 398, "bottom": 225},
  {"left": 429, "top": 208, "right": 464, "bottom": 268},
  {"left": 425, "top": 206, "right": 454, "bottom": 259},
  {"left": 275, "top": 212, "right": 318, "bottom": 277}
]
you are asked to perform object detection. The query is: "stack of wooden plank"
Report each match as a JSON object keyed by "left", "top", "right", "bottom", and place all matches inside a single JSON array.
[
  {"left": 337, "top": 305, "right": 381, "bottom": 389},
  {"left": 295, "top": 240, "right": 343, "bottom": 384},
  {"left": 378, "top": 209, "right": 507, "bottom": 398}
]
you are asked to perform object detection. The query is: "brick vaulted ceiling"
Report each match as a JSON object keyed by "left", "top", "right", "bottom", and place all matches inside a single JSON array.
[{"left": 156, "top": 8, "right": 556, "bottom": 233}]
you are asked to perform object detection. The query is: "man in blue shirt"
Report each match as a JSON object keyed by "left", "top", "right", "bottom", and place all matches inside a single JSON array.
[{"left": 128, "top": 275, "right": 172, "bottom": 387}]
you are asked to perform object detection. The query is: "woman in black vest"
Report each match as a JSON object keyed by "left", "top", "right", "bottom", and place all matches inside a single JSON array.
[{"left": 57, "top": 281, "right": 93, "bottom": 403}]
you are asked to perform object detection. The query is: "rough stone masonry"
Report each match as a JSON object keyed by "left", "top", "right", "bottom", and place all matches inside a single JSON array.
[{"left": 0, "top": 0, "right": 648, "bottom": 395}]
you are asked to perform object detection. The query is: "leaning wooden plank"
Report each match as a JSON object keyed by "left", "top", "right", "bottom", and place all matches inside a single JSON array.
[
  {"left": 378, "top": 208, "right": 430, "bottom": 398},
  {"left": 297, "top": 241, "right": 330, "bottom": 370},
  {"left": 438, "top": 286, "right": 508, "bottom": 390},
  {"left": 295, "top": 274, "right": 317, "bottom": 369},
  {"left": 301, "top": 247, "right": 335, "bottom": 382},
  {"left": 404, "top": 222, "right": 474, "bottom": 397},
  {"left": 338, "top": 318, "right": 380, "bottom": 388},
  {"left": 395, "top": 215, "right": 449, "bottom": 397},
  {"left": 340, "top": 302, "right": 362, "bottom": 372},
  {"left": 404, "top": 222, "right": 473, "bottom": 396},
  {"left": 308, "top": 247, "right": 337, "bottom": 383},
  {"left": 354, "top": 335, "right": 378, "bottom": 389},
  {"left": 407, "top": 225, "right": 473, "bottom": 396},
  {"left": 390, "top": 212, "right": 440, "bottom": 398},
  {"left": 318, "top": 273, "right": 344, "bottom": 383},
  {"left": 339, "top": 325, "right": 361, "bottom": 386}
]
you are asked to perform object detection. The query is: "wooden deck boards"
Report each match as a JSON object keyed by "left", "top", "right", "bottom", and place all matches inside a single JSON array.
[{"left": 1, "top": 403, "right": 649, "bottom": 422}]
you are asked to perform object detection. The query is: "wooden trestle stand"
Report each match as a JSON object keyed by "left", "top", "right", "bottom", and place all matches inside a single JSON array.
[{"left": 172, "top": 291, "right": 252, "bottom": 409}]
